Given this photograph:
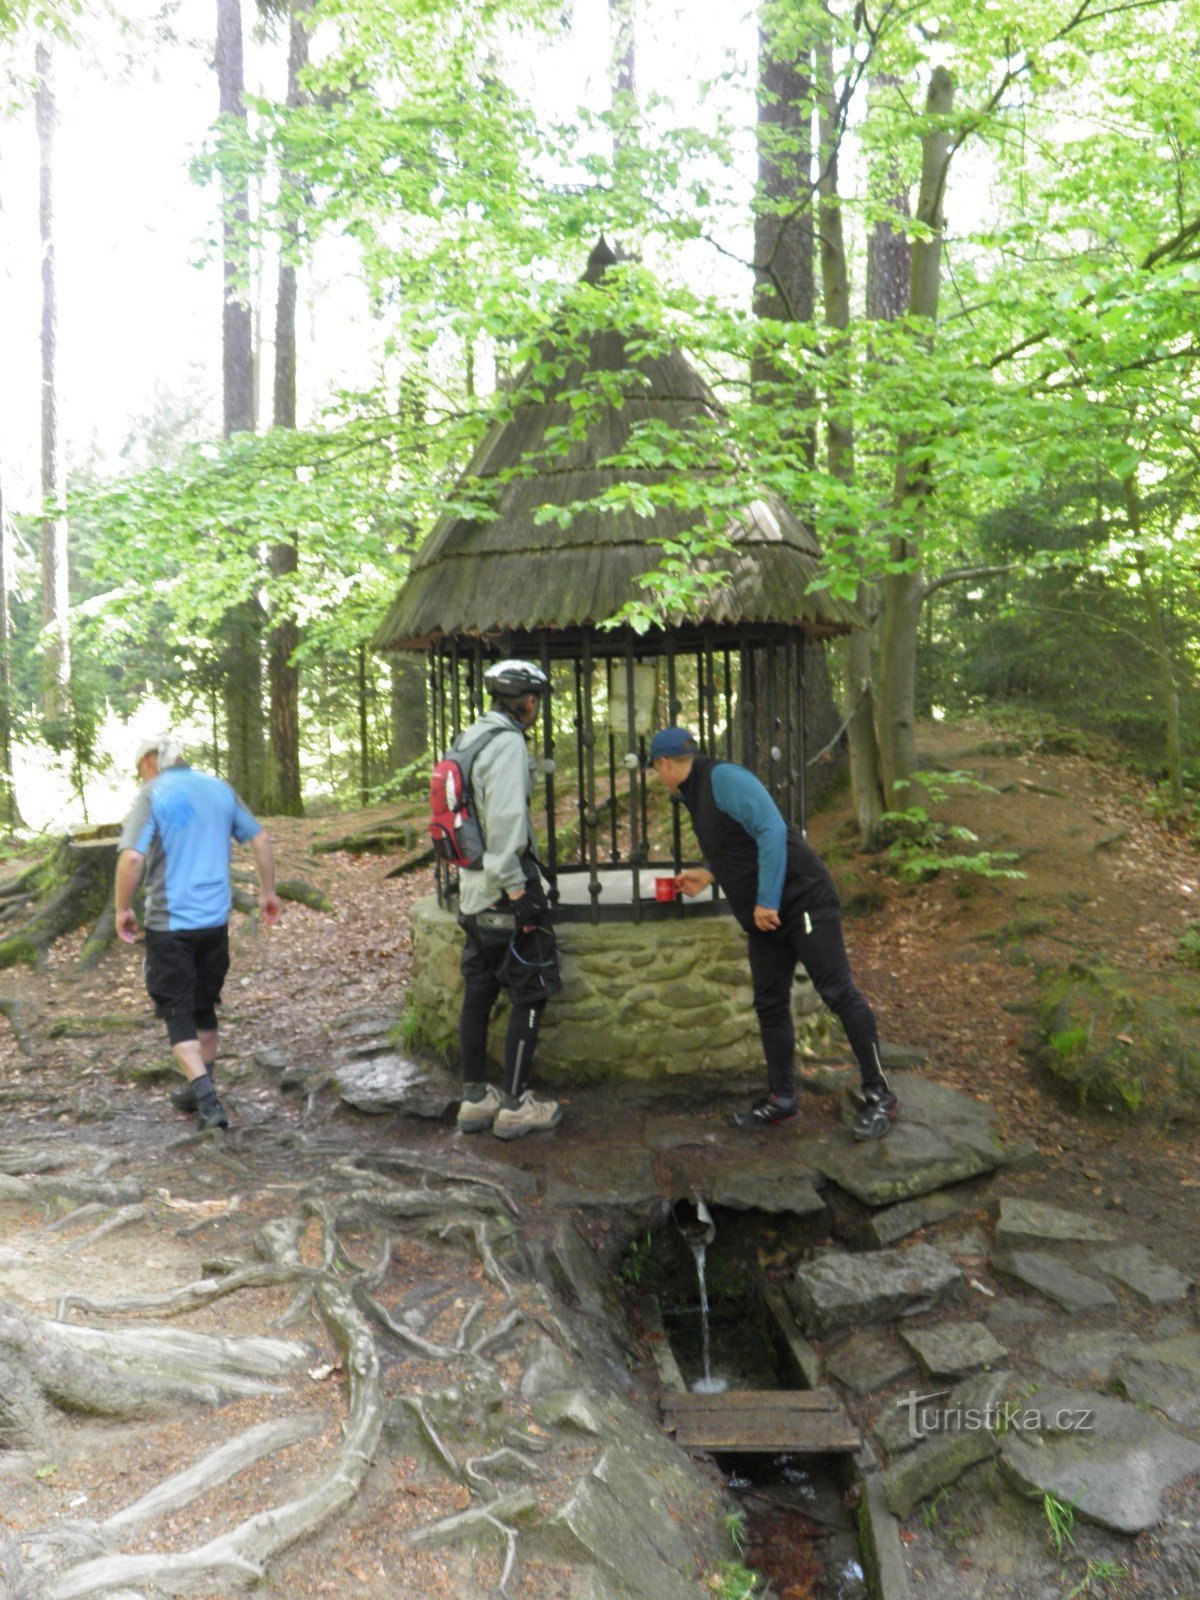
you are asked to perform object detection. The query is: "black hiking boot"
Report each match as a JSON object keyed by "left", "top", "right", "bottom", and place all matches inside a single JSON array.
[
  {"left": 191, "top": 1074, "right": 229, "bottom": 1131},
  {"left": 170, "top": 1065, "right": 216, "bottom": 1114},
  {"left": 852, "top": 1089, "right": 899, "bottom": 1141},
  {"left": 732, "top": 1093, "right": 798, "bottom": 1130}
]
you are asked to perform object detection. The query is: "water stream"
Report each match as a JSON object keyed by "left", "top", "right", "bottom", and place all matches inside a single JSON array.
[{"left": 689, "top": 1241, "right": 727, "bottom": 1395}]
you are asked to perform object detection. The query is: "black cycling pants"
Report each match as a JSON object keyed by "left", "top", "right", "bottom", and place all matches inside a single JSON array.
[
  {"left": 746, "top": 908, "right": 886, "bottom": 1101},
  {"left": 459, "top": 930, "right": 546, "bottom": 1099}
]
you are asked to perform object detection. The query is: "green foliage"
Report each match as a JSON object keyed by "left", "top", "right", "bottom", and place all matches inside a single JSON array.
[
  {"left": 1041, "top": 1493, "right": 1076, "bottom": 1557},
  {"left": 1062, "top": 1559, "right": 1126, "bottom": 1599},
  {"left": 617, "top": 1230, "right": 654, "bottom": 1289},
  {"left": 1036, "top": 963, "right": 1200, "bottom": 1121},
  {"left": 723, "top": 1509, "right": 747, "bottom": 1556},
  {"left": 1175, "top": 924, "right": 1200, "bottom": 968},
  {"left": 705, "top": 1560, "right": 762, "bottom": 1600},
  {"left": 879, "top": 771, "right": 1025, "bottom": 885},
  {"left": 396, "top": 1000, "right": 454, "bottom": 1061}
]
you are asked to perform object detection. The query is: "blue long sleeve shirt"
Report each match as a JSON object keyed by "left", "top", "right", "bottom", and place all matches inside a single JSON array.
[{"left": 708, "top": 763, "right": 788, "bottom": 910}]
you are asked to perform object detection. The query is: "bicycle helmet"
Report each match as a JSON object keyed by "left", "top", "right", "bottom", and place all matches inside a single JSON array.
[{"left": 483, "top": 659, "right": 550, "bottom": 699}]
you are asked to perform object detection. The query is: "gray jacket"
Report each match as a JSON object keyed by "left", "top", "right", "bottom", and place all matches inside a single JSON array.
[{"left": 455, "top": 710, "right": 539, "bottom": 916}]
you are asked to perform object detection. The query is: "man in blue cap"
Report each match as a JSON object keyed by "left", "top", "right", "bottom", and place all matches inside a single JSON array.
[{"left": 647, "top": 727, "right": 897, "bottom": 1138}]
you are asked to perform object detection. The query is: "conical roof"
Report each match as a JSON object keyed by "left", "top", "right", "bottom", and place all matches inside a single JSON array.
[{"left": 377, "top": 242, "right": 859, "bottom": 648}]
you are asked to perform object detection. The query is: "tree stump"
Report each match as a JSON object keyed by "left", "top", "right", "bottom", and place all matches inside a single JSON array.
[{"left": 0, "top": 835, "right": 118, "bottom": 971}]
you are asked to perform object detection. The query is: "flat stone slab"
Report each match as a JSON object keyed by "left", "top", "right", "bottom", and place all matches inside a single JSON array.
[
  {"left": 881, "top": 1426, "right": 995, "bottom": 1517},
  {"left": 992, "top": 1250, "right": 1118, "bottom": 1313},
  {"left": 994, "top": 1197, "right": 1118, "bottom": 1249},
  {"left": 1030, "top": 1330, "right": 1140, "bottom": 1383},
  {"left": 811, "top": 1076, "right": 1006, "bottom": 1207},
  {"left": 826, "top": 1331, "right": 915, "bottom": 1396},
  {"left": 900, "top": 1322, "right": 1007, "bottom": 1379},
  {"left": 1117, "top": 1336, "right": 1200, "bottom": 1425},
  {"left": 792, "top": 1243, "right": 964, "bottom": 1339},
  {"left": 334, "top": 1054, "right": 455, "bottom": 1118},
  {"left": 699, "top": 1161, "right": 825, "bottom": 1218},
  {"left": 999, "top": 1386, "right": 1200, "bottom": 1534},
  {"left": 1090, "top": 1244, "right": 1191, "bottom": 1306},
  {"left": 545, "top": 1146, "right": 658, "bottom": 1208},
  {"left": 862, "top": 1188, "right": 971, "bottom": 1249},
  {"left": 873, "top": 1369, "right": 1012, "bottom": 1461}
]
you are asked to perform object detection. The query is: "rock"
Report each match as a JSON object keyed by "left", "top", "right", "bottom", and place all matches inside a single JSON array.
[
  {"left": 543, "top": 1221, "right": 629, "bottom": 1330},
  {"left": 701, "top": 1163, "right": 825, "bottom": 1218},
  {"left": 1029, "top": 1330, "right": 1139, "bottom": 1383},
  {"left": 547, "top": 1147, "right": 659, "bottom": 1208},
  {"left": 999, "top": 1386, "right": 1200, "bottom": 1534},
  {"left": 519, "top": 1337, "right": 574, "bottom": 1399},
  {"left": 1089, "top": 1244, "right": 1191, "bottom": 1306},
  {"left": 992, "top": 1251, "right": 1118, "bottom": 1313},
  {"left": 985, "top": 1297, "right": 1051, "bottom": 1330},
  {"left": 544, "top": 1445, "right": 712, "bottom": 1600},
  {"left": 812, "top": 1076, "right": 1006, "bottom": 1206},
  {"left": 759, "top": 1283, "right": 822, "bottom": 1389},
  {"left": 881, "top": 1427, "right": 996, "bottom": 1517},
  {"left": 994, "top": 1197, "right": 1118, "bottom": 1249},
  {"left": 856, "top": 1474, "right": 913, "bottom": 1600},
  {"left": 791, "top": 1244, "right": 964, "bottom": 1339},
  {"left": 878, "top": 1041, "right": 928, "bottom": 1070},
  {"left": 826, "top": 1332, "right": 916, "bottom": 1396},
  {"left": 252, "top": 1046, "right": 288, "bottom": 1077},
  {"left": 534, "top": 1388, "right": 608, "bottom": 1436},
  {"left": 861, "top": 1189, "right": 970, "bottom": 1249},
  {"left": 1116, "top": 1336, "right": 1200, "bottom": 1425},
  {"left": 875, "top": 1369, "right": 1012, "bottom": 1462},
  {"left": 900, "top": 1323, "right": 1007, "bottom": 1380},
  {"left": 333, "top": 1055, "right": 455, "bottom": 1119}
]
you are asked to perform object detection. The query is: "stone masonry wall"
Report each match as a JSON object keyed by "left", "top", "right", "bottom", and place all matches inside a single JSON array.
[{"left": 408, "top": 894, "right": 830, "bottom": 1085}]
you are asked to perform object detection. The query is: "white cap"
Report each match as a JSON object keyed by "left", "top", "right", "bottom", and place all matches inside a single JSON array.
[{"left": 134, "top": 735, "right": 183, "bottom": 770}]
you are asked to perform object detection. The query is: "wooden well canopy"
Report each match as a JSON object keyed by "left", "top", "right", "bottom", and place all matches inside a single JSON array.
[{"left": 376, "top": 240, "right": 859, "bottom": 923}]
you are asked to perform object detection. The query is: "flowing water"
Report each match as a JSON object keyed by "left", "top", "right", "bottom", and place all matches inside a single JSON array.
[{"left": 688, "top": 1242, "right": 728, "bottom": 1395}]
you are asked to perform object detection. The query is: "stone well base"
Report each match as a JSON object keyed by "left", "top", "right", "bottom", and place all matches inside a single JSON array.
[{"left": 407, "top": 894, "right": 829, "bottom": 1085}]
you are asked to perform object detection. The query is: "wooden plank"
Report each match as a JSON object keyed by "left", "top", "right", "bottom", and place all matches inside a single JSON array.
[{"left": 660, "top": 1388, "right": 860, "bottom": 1454}]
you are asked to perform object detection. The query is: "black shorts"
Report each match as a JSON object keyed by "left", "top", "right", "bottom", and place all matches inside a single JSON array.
[{"left": 143, "top": 925, "right": 230, "bottom": 1045}]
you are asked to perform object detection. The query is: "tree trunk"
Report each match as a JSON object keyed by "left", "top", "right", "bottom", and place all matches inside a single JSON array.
[
  {"left": 389, "top": 656, "right": 428, "bottom": 772},
  {"left": 216, "top": 0, "right": 265, "bottom": 809},
  {"left": 876, "top": 66, "right": 954, "bottom": 805},
  {"left": 35, "top": 41, "right": 70, "bottom": 736},
  {"left": 265, "top": 0, "right": 309, "bottom": 818},
  {"left": 752, "top": 9, "right": 814, "bottom": 466},
  {"left": 608, "top": 0, "right": 636, "bottom": 172},
  {"left": 386, "top": 372, "right": 429, "bottom": 780},
  {"left": 816, "top": 36, "right": 885, "bottom": 847},
  {"left": 1124, "top": 473, "right": 1184, "bottom": 808},
  {"left": 358, "top": 645, "right": 369, "bottom": 806},
  {"left": 0, "top": 474, "right": 24, "bottom": 831}
]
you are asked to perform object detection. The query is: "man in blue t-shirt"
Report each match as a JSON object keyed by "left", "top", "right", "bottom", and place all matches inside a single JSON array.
[
  {"left": 647, "top": 726, "right": 898, "bottom": 1140},
  {"left": 115, "top": 737, "right": 281, "bottom": 1129}
]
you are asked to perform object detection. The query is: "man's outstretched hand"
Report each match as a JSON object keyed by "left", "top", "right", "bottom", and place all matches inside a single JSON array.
[
  {"left": 259, "top": 891, "right": 282, "bottom": 927},
  {"left": 753, "top": 905, "right": 782, "bottom": 932},
  {"left": 116, "top": 907, "right": 138, "bottom": 944},
  {"left": 675, "top": 868, "right": 715, "bottom": 898}
]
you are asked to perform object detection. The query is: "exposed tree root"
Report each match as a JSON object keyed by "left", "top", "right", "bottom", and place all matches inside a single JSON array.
[
  {"left": 351, "top": 1153, "right": 522, "bottom": 1219},
  {"left": 64, "top": 1202, "right": 148, "bottom": 1255},
  {"left": 0, "top": 838, "right": 115, "bottom": 971},
  {"left": 275, "top": 877, "right": 333, "bottom": 912},
  {"left": 403, "top": 1487, "right": 536, "bottom": 1548}
]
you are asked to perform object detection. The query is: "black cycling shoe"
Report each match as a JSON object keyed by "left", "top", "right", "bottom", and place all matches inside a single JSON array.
[
  {"left": 196, "top": 1094, "right": 230, "bottom": 1131},
  {"left": 733, "top": 1094, "right": 798, "bottom": 1130},
  {"left": 170, "top": 1066, "right": 217, "bottom": 1114},
  {"left": 852, "top": 1090, "right": 899, "bottom": 1141}
]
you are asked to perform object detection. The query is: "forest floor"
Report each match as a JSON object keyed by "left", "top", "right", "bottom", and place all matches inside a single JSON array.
[{"left": 1, "top": 713, "right": 1198, "bottom": 1600}]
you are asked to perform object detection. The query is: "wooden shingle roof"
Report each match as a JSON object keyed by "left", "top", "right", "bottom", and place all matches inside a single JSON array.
[{"left": 377, "top": 242, "right": 859, "bottom": 648}]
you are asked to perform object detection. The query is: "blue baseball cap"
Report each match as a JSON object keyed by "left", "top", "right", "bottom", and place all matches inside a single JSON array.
[{"left": 646, "top": 726, "right": 700, "bottom": 763}]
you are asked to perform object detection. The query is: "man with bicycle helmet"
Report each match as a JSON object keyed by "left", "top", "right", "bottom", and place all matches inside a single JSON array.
[{"left": 453, "top": 659, "right": 564, "bottom": 1139}]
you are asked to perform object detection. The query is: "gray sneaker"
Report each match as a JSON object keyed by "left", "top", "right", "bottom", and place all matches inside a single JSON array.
[
  {"left": 457, "top": 1084, "right": 502, "bottom": 1133},
  {"left": 492, "top": 1090, "right": 563, "bottom": 1141}
]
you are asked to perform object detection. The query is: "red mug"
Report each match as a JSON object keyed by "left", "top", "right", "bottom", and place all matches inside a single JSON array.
[{"left": 654, "top": 877, "right": 678, "bottom": 902}]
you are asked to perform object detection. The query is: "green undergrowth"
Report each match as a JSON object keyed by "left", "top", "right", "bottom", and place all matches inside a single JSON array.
[
  {"left": 880, "top": 770, "right": 1025, "bottom": 886},
  {"left": 1035, "top": 961, "right": 1200, "bottom": 1122}
]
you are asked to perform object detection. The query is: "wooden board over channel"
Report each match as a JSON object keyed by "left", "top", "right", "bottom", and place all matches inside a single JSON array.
[{"left": 660, "top": 1388, "right": 861, "bottom": 1454}]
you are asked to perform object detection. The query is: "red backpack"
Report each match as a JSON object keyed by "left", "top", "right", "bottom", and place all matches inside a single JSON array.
[{"left": 428, "top": 725, "right": 515, "bottom": 870}]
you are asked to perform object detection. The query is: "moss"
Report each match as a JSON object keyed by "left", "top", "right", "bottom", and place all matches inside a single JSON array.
[
  {"left": 0, "top": 935, "right": 40, "bottom": 971},
  {"left": 1034, "top": 963, "right": 1200, "bottom": 1123}
]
